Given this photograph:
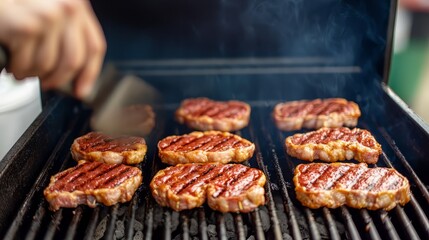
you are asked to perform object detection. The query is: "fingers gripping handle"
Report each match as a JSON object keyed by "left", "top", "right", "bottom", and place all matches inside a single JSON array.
[{"left": 0, "top": 45, "right": 8, "bottom": 70}]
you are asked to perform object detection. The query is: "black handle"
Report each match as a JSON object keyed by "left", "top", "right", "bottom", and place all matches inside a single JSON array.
[{"left": 0, "top": 45, "right": 8, "bottom": 70}]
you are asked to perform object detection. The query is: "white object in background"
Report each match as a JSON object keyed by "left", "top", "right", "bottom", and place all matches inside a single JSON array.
[
  {"left": 0, "top": 70, "right": 42, "bottom": 160},
  {"left": 394, "top": 6, "right": 412, "bottom": 53}
]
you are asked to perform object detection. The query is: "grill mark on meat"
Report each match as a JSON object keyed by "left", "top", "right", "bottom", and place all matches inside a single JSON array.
[
  {"left": 103, "top": 168, "right": 135, "bottom": 188},
  {"left": 210, "top": 137, "right": 240, "bottom": 151},
  {"left": 64, "top": 163, "right": 117, "bottom": 191},
  {"left": 278, "top": 99, "right": 356, "bottom": 118},
  {"left": 376, "top": 174, "right": 403, "bottom": 191},
  {"left": 332, "top": 165, "right": 367, "bottom": 189},
  {"left": 217, "top": 168, "right": 260, "bottom": 197},
  {"left": 210, "top": 164, "right": 248, "bottom": 186},
  {"left": 198, "top": 136, "right": 231, "bottom": 151},
  {"left": 52, "top": 162, "right": 105, "bottom": 190},
  {"left": 298, "top": 164, "right": 329, "bottom": 188},
  {"left": 77, "top": 132, "right": 143, "bottom": 152},
  {"left": 164, "top": 164, "right": 201, "bottom": 185},
  {"left": 370, "top": 170, "right": 404, "bottom": 191},
  {"left": 311, "top": 165, "right": 350, "bottom": 190},
  {"left": 291, "top": 128, "right": 376, "bottom": 147},
  {"left": 55, "top": 162, "right": 95, "bottom": 181},
  {"left": 184, "top": 100, "right": 247, "bottom": 120},
  {"left": 176, "top": 164, "right": 218, "bottom": 194},
  {"left": 170, "top": 164, "right": 214, "bottom": 193},
  {"left": 52, "top": 163, "right": 136, "bottom": 191},
  {"left": 162, "top": 136, "right": 198, "bottom": 151},
  {"left": 350, "top": 169, "right": 374, "bottom": 190},
  {"left": 84, "top": 164, "right": 131, "bottom": 190},
  {"left": 160, "top": 133, "right": 251, "bottom": 153},
  {"left": 367, "top": 170, "right": 389, "bottom": 191}
]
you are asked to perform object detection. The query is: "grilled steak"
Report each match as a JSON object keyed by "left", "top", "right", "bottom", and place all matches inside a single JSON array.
[
  {"left": 71, "top": 132, "right": 147, "bottom": 165},
  {"left": 273, "top": 98, "right": 361, "bottom": 131},
  {"left": 285, "top": 127, "right": 382, "bottom": 164},
  {"left": 150, "top": 163, "right": 266, "bottom": 212},
  {"left": 44, "top": 161, "right": 142, "bottom": 211},
  {"left": 175, "top": 97, "right": 251, "bottom": 132},
  {"left": 293, "top": 163, "right": 411, "bottom": 210},
  {"left": 158, "top": 131, "right": 255, "bottom": 165}
]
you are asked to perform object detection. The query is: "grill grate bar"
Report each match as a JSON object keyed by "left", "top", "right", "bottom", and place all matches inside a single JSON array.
[
  {"left": 376, "top": 155, "right": 420, "bottom": 239},
  {"left": 322, "top": 208, "right": 341, "bottom": 240},
  {"left": 360, "top": 209, "right": 381, "bottom": 240},
  {"left": 83, "top": 207, "right": 100, "bottom": 240},
  {"left": 234, "top": 214, "right": 246, "bottom": 240},
  {"left": 268, "top": 130, "right": 303, "bottom": 240},
  {"left": 198, "top": 208, "right": 208, "bottom": 240},
  {"left": 251, "top": 209, "right": 266, "bottom": 240},
  {"left": 24, "top": 203, "right": 46, "bottom": 240},
  {"left": 409, "top": 195, "right": 429, "bottom": 237},
  {"left": 340, "top": 206, "right": 362, "bottom": 240},
  {"left": 126, "top": 196, "right": 139, "bottom": 240},
  {"left": 64, "top": 206, "right": 83, "bottom": 240},
  {"left": 181, "top": 213, "right": 190, "bottom": 240},
  {"left": 163, "top": 210, "right": 171, "bottom": 240},
  {"left": 216, "top": 213, "right": 227, "bottom": 240},
  {"left": 378, "top": 127, "right": 429, "bottom": 204},
  {"left": 379, "top": 153, "right": 428, "bottom": 237},
  {"left": 4, "top": 117, "right": 85, "bottom": 239},
  {"left": 248, "top": 120, "right": 285, "bottom": 240},
  {"left": 304, "top": 209, "right": 321, "bottom": 240},
  {"left": 144, "top": 202, "right": 154, "bottom": 240},
  {"left": 103, "top": 204, "right": 119, "bottom": 240},
  {"left": 44, "top": 209, "right": 63, "bottom": 240},
  {"left": 393, "top": 206, "right": 421, "bottom": 240},
  {"left": 379, "top": 210, "right": 401, "bottom": 240}
]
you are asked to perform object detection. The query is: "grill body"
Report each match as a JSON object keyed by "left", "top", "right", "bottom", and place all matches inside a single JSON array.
[
  {"left": 1, "top": 74, "right": 429, "bottom": 239},
  {"left": 2, "top": 0, "right": 429, "bottom": 239}
]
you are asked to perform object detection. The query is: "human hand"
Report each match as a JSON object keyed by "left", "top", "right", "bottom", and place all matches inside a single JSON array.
[{"left": 0, "top": 0, "right": 106, "bottom": 99}]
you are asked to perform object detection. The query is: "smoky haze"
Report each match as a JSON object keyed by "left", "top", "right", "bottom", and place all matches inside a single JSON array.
[{"left": 93, "top": 0, "right": 391, "bottom": 76}]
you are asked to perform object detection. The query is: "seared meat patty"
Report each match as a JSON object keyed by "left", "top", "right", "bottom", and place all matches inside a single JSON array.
[
  {"left": 158, "top": 131, "right": 255, "bottom": 165},
  {"left": 71, "top": 132, "right": 147, "bottom": 165},
  {"left": 175, "top": 97, "right": 251, "bottom": 132},
  {"left": 150, "top": 163, "right": 266, "bottom": 212},
  {"left": 293, "top": 163, "right": 411, "bottom": 210},
  {"left": 273, "top": 98, "right": 361, "bottom": 131},
  {"left": 285, "top": 127, "right": 382, "bottom": 164},
  {"left": 44, "top": 161, "right": 142, "bottom": 211}
]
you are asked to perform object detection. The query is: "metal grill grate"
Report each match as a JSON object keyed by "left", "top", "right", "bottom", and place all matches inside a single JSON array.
[{"left": 2, "top": 101, "right": 429, "bottom": 240}]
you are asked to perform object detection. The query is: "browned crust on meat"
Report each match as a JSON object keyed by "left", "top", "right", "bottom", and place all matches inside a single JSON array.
[
  {"left": 273, "top": 98, "right": 361, "bottom": 131},
  {"left": 175, "top": 98, "right": 251, "bottom": 132},
  {"left": 293, "top": 163, "right": 411, "bottom": 210},
  {"left": 150, "top": 163, "right": 266, "bottom": 212},
  {"left": 158, "top": 131, "right": 255, "bottom": 165},
  {"left": 285, "top": 127, "right": 382, "bottom": 164},
  {"left": 71, "top": 132, "right": 147, "bottom": 165},
  {"left": 44, "top": 161, "right": 142, "bottom": 211}
]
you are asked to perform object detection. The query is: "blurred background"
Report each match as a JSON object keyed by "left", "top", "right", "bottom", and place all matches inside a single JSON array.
[{"left": 390, "top": 0, "right": 429, "bottom": 122}]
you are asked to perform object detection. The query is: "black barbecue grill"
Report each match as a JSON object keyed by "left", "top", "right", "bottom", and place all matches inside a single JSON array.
[{"left": 1, "top": 0, "right": 429, "bottom": 239}]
